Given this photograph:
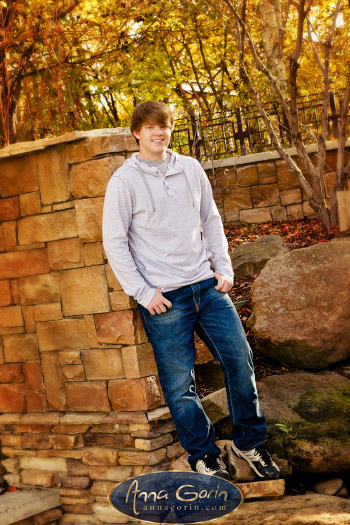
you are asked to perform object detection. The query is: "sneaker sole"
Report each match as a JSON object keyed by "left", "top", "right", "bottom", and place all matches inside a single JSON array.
[
  {"left": 213, "top": 471, "right": 231, "bottom": 481},
  {"left": 196, "top": 469, "right": 231, "bottom": 481}
]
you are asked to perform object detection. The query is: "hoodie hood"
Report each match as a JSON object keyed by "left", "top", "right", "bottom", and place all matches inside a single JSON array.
[
  {"left": 123, "top": 148, "right": 195, "bottom": 210},
  {"left": 123, "top": 148, "right": 182, "bottom": 176}
]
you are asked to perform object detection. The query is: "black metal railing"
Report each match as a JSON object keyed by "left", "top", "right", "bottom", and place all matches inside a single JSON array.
[{"left": 170, "top": 91, "right": 348, "bottom": 162}]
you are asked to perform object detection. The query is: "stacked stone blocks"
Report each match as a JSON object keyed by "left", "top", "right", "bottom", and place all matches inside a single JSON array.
[
  {"left": 0, "top": 129, "right": 342, "bottom": 524},
  {"left": 0, "top": 130, "right": 184, "bottom": 524},
  {"left": 209, "top": 148, "right": 343, "bottom": 224}
]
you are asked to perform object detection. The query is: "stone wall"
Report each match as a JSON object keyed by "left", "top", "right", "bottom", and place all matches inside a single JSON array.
[
  {"left": 203, "top": 141, "right": 349, "bottom": 225},
  {"left": 0, "top": 130, "right": 183, "bottom": 525},
  {"left": 0, "top": 129, "right": 345, "bottom": 524}
]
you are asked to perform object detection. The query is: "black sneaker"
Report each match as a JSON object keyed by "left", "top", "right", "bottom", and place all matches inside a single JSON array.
[
  {"left": 195, "top": 453, "right": 230, "bottom": 480},
  {"left": 231, "top": 443, "right": 281, "bottom": 480}
]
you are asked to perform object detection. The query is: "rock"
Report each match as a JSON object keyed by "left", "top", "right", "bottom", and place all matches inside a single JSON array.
[
  {"left": 108, "top": 376, "right": 162, "bottom": 411},
  {"left": 201, "top": 388, "right": 229, "bottom": 424},
  {"left": 271, "top": 455, "right": 292, "bottom": 478},
  {"left": 210, "top": 494, "right": 350, "bottom": 525},
  {"left": 258, "top": 371, "right": 350, "bottom": 473},
  {"left": 169, "top": 442, "right": 230, "bottom": 475},
  {"left": 224, "top": 441, "right": 255, "bottom": 482},
  {"left": 169, "top": 451, "right": 285, "bottom": 500},
  {"left": 230, "top": 235, "right": 288, "bottom": 277},
  {"left": 333, "top": 359, "right": 350, "bottom": 380},
  {"left": 195, "top": 360, "right": 225, "bottom": 390},
  {"left": 215, "top": 439, "right": 253, "bottom": 480},
  {"left": 248, "top": 238, "right": 350, "bottom": 369},
  {"left": 235, "top": 479, "right": 285, "bottom": 500},
  {"left": 315, "top": 478, "right": 343, "bottom": 496},
  {"left": 170, "top": 452, "right": 192, "bottom": 472},
  {"left": 215, "top": 371, "right": 350, "bottom": 474},
  {"left": 336, "top": 487, "right": 348, "bottom": 498}
]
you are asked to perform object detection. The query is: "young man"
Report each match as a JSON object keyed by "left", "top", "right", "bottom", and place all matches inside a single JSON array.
[{"left": 102, "top": 101, "right": 280, "bottom": 481}]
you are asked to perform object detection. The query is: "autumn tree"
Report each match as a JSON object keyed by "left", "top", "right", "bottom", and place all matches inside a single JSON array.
[
  {"left": 200, "top": 0, "right": 350, "bottom": 229},
  {"left": 1, "top": 0, "right": 245, "bottom": 145},
  {"left": 0, "top": 0, "right": 84, "bottom": 145},
  {"left": 0, "top": 0, "right": 156, "bottom": 145}
]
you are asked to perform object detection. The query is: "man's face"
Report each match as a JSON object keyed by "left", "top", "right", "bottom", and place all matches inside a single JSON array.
[{"left": 133, "top": 122, "right": 172, "bottom": 161}]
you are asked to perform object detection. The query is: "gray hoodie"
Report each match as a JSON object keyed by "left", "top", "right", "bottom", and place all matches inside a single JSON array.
[{"left": 102, "top": 149, "right": 233, "bottom": 308}]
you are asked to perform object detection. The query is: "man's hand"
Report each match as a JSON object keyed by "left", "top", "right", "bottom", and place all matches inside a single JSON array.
[
  {"left": 147, "top": 288, "right": 172, "bottom": 315},
  {"left": 214, "top": 272, "right": 233, "bottom": 293}
]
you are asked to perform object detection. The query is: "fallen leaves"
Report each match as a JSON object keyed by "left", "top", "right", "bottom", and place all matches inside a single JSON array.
[{"left": 226, "top": 217, "right": 339, "bottom": 252}]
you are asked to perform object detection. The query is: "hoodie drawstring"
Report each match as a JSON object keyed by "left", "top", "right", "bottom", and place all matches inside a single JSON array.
[
  {"left": 135, "top": 164, "right": 156, "bottom": 212},
  {"left": 182, "top": 170, "right": 195, "bottom": 208},
  {"left": 133, "top": 152, "right": 195, "bottom": 211}
]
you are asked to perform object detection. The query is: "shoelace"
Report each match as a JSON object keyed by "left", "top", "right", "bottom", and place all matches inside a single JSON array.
[
  {"left": 244, "top": 446, "right": 271, "bottom": 466},
  {"left": 197, "top": 454, "right": 222, "bottom": 473},
  {"left": 253, "top": 446, "right": 272, "bottom": 467}
]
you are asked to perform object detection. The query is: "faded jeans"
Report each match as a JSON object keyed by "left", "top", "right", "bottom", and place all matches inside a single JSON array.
[{"left": 137, "top": 276, "right": 266, "bottom": 469}]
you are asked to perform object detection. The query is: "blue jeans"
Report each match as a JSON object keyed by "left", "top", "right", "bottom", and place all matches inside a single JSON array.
[{"left": 137, "top": 277, "right": 266, "bottom": 470}]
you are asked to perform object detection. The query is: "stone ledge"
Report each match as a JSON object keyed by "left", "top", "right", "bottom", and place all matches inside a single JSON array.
[
  {"left": 0, "top": 410, "right": 166, "bottom": 425},
  {"left": 202, "top": 139, "right": 350, "bottom": 170},
  {"left": 0, "top": 488, "right": 60, "bottom": 525},
  {"left": 0, "top": 128, "right": 131, "bottom": 159}
]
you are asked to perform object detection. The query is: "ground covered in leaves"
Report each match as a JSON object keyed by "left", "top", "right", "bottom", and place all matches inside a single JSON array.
[{"left": 196, "top": 218, "right": 340, "bottom": 396}]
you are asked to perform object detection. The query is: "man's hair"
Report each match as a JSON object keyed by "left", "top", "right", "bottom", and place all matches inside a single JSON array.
[{"left": 130, "top": 101, "right": 174, "bottom": 145}]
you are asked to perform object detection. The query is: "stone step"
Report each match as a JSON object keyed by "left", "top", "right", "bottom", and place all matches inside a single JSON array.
[
  {"left": 236, "top": 478, "right": 285, "bottom": 500},
  {"left": 0, "top": 488, "right": 60, "bottom": 525}
]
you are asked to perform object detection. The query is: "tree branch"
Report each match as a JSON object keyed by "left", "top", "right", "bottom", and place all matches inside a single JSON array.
[{"left": 223, "top": 0, "right": 292, "bottom": 127}]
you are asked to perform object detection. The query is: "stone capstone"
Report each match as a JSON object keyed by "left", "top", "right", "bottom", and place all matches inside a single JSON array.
[
  {"left": 230, "top": 235, "right": 288, "bottom": 277},
  {"left": 248, "top": 238, "right": 350, "bottom": 369}
]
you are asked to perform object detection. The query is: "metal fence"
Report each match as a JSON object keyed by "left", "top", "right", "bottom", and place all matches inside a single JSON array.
[{"left": 170, "top": 91, "right": 348, "bottom": 162}]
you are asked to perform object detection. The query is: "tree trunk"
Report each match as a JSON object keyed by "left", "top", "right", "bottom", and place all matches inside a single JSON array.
[{"left": 257, "top": 0, "right": 287, "bottom": 94}]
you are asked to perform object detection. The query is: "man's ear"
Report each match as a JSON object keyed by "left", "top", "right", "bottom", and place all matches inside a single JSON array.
[{"left": 132, "top": 130, "right": 140, "bottom": 139}]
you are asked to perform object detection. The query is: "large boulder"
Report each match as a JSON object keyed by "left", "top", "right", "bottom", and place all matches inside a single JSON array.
[
  {"left": 212, "top": 371, "right": 350, "bottom": 474},
  {"left": 258, "top": 371, "right": 350, "bottom": 473},
  {"left": 230, "top": 235, "right": 288, "bottom": 278},
  {"left": 248, "top": 237, "right": 350, "bottom": 369},
  {"left": 212, "top": 494, "right": 350, "bottom": 525}
]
